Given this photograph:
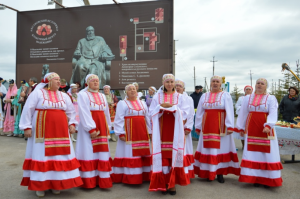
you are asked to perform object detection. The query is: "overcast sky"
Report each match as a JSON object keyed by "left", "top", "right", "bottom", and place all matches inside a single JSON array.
[{"left": 0, "top": 0, "right": 299, "bottom": 92}]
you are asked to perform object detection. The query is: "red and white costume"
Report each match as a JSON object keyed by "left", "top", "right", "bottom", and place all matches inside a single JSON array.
[
  {"left": 19, "top": 73, "right": 82, "bottom": 191},
  {"left": 149, "top": 74, "right": 190, "bottom": 191},
  {"left": 75, "top": 74, "right": 113, "bottom": 189},
  {"left": 235, "top": 82, "right": 283, "bottom": 186},
  {"left": 112, "top": 89, "right": 152, "bottom": 184},
  {"left": 194, "top": 87, "right": 240, "bottom": 180},
  {"left": 182, "top": 92, "right": 195, "bottom": 178}
]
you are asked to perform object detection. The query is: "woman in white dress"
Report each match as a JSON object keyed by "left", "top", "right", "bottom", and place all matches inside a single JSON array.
[
  {"left": 112, "top": 84, "right": 152, "bottom": 184},
  {"left": 194, "top": 75, "right": 240, "bottom": 183},
  {"left": 175, "top": 79, "right": 195, "bottom": 179},
  {"left": 149, "top": 74, "right": 190, "bottom": 195},
  {"left": 19, "top": 72, "right": 82, "bottom": 197},
  {"left": 234, "top": 85, "right": 253, "bottom": 149},
  {"left": 235, "top": 78, "right": 283, "bottom": 187},
  {"left": 75, "top": 74, "right": 113, "bottom": 189}
]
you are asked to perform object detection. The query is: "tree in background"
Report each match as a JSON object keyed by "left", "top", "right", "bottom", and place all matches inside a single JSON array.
[{"left": 231, "top": 84, "right": 243, "bottom": 117}]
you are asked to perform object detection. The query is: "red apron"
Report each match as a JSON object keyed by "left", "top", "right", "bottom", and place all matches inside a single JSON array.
[
  {"left": 124, "top": 115, "right": 150, "bottom": 157},
  {"left": 202, "top": 109, "right": 226, "bottom": 149},
  {"left": 160, "top": 111, "right": 175, "bottom": 159},
  {"left": 246, "top": 112, "right": 273, "bottom": 153},
  {"left": 91, "top": 110, "right": 110, "bottom": 153},
  {"left": 35, "top": 109, "right": 70, "bottom": 156}
]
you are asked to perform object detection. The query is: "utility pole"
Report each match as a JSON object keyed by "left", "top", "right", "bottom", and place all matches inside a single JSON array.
[
  {"left": 210, "top": 56, "right": 217, "bottom": 76},
  {"left": 272, "top": 79, "right": 274, "bottom": 94},
  {"left": 204, "top": 77, "right": 208, "bottom": 92},
  {"left": 193, "top": 66, "right": 196, "bottom": 88},
  {"left": 296, "top": 59, "right": 299, "bottom": 89},
  {"left": 249, "top": 70, "right": 254, "bottom": 87},
  {"left": 173, "top": 40, "right": 178, "bottom": 75}
]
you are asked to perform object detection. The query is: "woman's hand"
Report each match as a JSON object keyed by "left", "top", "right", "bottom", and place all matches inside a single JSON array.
[
  {"left": 24, "top": 129, "right": 32, "bottom": 138},
  {"left": 184, "top": 130, "right": 191, "bottom": 135},
  {"left": 240, "top": 131, "right": 245, "bottom": 137},
  {"left": 263, "top": 127, "right": 270, "bottom": 134},
  {"left": 160, "top": 103, "right": 172, "bottom": 108},
  {"left": 119, "top": 136, "right": 126, "bottom": 141},
  {"left": 227, "top": 130, "right": 233, "bottom": 135},
  {"left": 90, "top": 131, "right": 99, "bottom": 139},
  {"left": 5, "top": 99, "right": 11, "bottom": 103},
  {"left": 69, "top": 125, "right": 76, "bottom": 134}
]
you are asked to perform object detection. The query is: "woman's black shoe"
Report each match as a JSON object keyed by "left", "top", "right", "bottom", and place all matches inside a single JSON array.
[
  {"left": 217, "top": 175, "right": 225, "bottom": 183},
  {"left": 169, "top": 190, "right": 176, "bottom": 195},
  {"left": 161, "top": 190, "right": 168, "bottom": 195},
  {"left": 264, "top": 185, "right": 270, "bottom": 188},
  {"left": 254, "top": 183, "right": 260, "bottom": 187},
  {"left": 207, "top": 178, "right": 213, "bottom": 182}
]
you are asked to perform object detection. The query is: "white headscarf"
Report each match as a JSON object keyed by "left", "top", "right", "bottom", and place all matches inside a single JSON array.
[
  {"left": 32, "top": 72, "right": 60, "bottom": 94},
  {"left": 79, "top": 74, "right": 99, "bottom": 93},
  {"left": 67, "top": 83, "right": 77, "bottom": 93},
  {"left": 175, "top": 78, "right": 185, "bottom": 88},
  {"left": 103, "top": 85, "right": 111, "bottom": 89}
]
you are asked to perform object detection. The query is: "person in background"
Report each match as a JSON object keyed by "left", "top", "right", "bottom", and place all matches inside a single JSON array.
[
  {"left": 75, "top": 82, "right": 81, "bottom": 92},
  {"left": 190, "top": 85, "right": 203, "bottom": 109},
  {"left": 133, "top": 82, "right": 143, "bottom": 99},
  {"left": 194, "top": 76, "right": 240, "bottom": 183},
  {"left": 236, "top": 78, "right": 282, "bottom": 188},
  {"left": 12, "top": 80, "right": 29, "bottom": 138},
  {"left": 3, "top": 79, "right": 18, "bottom": 137},
  {"left": 0, "top": 77, "right": 7, "bottom": 135},
  {"left": 234, "top": 85, "right": 253, "bottom": 149},
  {"left": 145, "top": 86, "right": 156, "bottom": 109},
  {"left": 175, "top": 79, "right": 195, "bottom": 179},
  {"left": 103, "top": 85, "right": 118, "bottom": 142},
  {"left": 279, "top": 86, "right": 300, "bottom": 124},
  {"left": 68, "top": 83, "right": 79, "bottom": 142},
  {"left": 59, "top": 79, "right": 70, "bottom": 93},
  {"left": 112, "top": 84, "right": 152, "bottom": 184}
]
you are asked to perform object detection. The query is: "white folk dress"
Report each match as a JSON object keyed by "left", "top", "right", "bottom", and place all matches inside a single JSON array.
[
  {"left": 148, "top": 91, "right": 191, "bottom": 191},
  {"left": 235, "top": 94, "right": 283, "bottom": 187},
  {"left": 194, "top": 91, "right": 240, "bottom": 180},
  {"left": 112, "top": 99, "right": 152, "bottom": 184},
  {"left": 183, "top": 92, "right": 195, "bottom": 178},
  {"left": 234, "top": 96, "right": 245, "bottom": 140},
  {"left": 75, "top": 90, "right": 113, "bottom": 189},
  {"left": 19, "top": 89, "right": 82, "bottom": 191}
]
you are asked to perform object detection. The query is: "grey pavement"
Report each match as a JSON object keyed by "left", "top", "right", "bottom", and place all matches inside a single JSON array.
[{"left": 0, "top": 135, "right": 300, "bottom": 199}]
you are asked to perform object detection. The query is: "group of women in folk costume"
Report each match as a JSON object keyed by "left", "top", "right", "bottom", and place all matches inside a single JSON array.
[{"left": 19, "top": 71, "right": 282, "bottom": 197}]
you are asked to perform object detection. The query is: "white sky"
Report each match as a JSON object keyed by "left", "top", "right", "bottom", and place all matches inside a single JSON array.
[{"left": 0, "top": 0, "right": 299, "bottom": 92}]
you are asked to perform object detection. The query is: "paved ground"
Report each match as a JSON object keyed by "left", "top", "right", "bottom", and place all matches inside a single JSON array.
[{"left": 1, "top": 135, "right": 300, "bottom": 199}]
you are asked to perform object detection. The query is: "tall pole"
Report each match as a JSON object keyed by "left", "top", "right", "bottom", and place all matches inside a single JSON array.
[
  {"left": 204, "top": 77, "right": 208, "bottom": 92},
  {"left": 193, "top": 66, "right": 196, "bottom": 88},
  {"left": 296, "top": 59, "right": 299, "bottom": 89},
  {"left": 173, "top": 40, "right": 178, "bottom": 75},
  {"left": 210, "top": 56, "right": 217, "bottom": 76},
  {"left": 249, "top": 70, "right": 254, "bottom": 87}
]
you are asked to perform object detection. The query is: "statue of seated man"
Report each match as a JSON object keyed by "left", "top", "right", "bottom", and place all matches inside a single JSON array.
[{"left": 70, "top": 26, "right": 115, "bottom": 88}]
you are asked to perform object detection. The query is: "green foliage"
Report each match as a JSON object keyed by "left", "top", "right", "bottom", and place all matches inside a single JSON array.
[{"left": 114, "top": 90, "right": 121, "bottom": 96}]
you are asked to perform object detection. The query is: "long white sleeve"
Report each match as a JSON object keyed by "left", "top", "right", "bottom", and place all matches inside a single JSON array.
[
  {"left": 264, "top": 95, "right": 278, "bottom": 128},
  {"left": 77, "top": 92, "right": 96, "bottom": 132},
  {"left": 142, "top": 101, "right": 152, "bottom": 134},
  {"left": 149, "top": 94, "right": 159, "bottom": 117},
  {"left": 236, "top": 95, "right": 250, "bottom": 131},
  {"left": 102, "top": 93, "right": 112, "bottom": 131},
  {"left": 184, "top": 97, "right": 195, "bottom": 131},
  {"left": 19, "top": 89, "right": 39, "bottom": 130},
  {"left": 113, "top": 101, "right": 126, "bottom": 136},
  {"left": 179, "top": 94, "right": 189, "bottom": 120},
  {"left": 224, "top": 92, "right": 235, "bottom": 130},
  {"left": 195, "top": 94, "right": 205, "bottom": 131},
  {"left": 62, "top": 93, "right": 78, "bottom": 126},
  {"left": 235, "top": 96, "right": 243, "bottom": 115}
]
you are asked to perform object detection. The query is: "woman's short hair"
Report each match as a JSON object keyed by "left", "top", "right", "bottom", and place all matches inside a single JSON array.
[{"left": 288, "top": 86, "right": 299, "bottom": 95}]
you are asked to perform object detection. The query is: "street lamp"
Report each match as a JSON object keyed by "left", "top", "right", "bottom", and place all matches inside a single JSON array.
[{"left": 0, "top": 4, "right": 19, "bottom": 12}]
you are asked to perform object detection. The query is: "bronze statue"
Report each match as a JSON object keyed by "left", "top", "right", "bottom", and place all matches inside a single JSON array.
[{"left": 70, "top": 26, "right": 115, "bottom": 88}]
